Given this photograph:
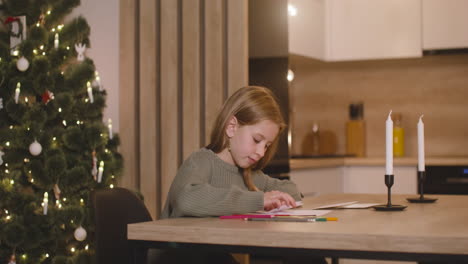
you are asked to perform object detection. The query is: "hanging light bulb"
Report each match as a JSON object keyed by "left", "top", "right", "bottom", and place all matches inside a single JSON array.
[
  {"left": 288, "top": 4, "right": 298, "bottom": 16},
  {"left": 287, "top": 69, "right": 295, "bottom": 82}
]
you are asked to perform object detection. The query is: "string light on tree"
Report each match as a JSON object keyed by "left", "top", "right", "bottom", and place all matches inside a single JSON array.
[
  {"left": 14, "top": 82, "right": 20, "bottom": 103},
  {"left": 54, "top": 33, "right": 59, "bottom": 49},
  {"left": 87, "top": 81, "right": 94, "bottom": 103},
  {"left": 108, "top": 119, "right": 113, "bottom": 139},
  {"left": 93, "top": 71, "right": 103, "bottom": 90},
  {"left": 97, "top": 161, "right": 104, "bottom": 183},
  {"left": 42, "top": 192, "right": 48, "bottom": 215}
]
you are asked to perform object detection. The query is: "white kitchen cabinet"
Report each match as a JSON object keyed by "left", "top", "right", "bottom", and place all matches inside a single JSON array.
[
  {"left": 422, "top": 0, "right": 468, "bottom": 50},
  {"left": 288, "top": 0, "right": 422, "bottom": 61},
  {"left": 291, "top": 165, "right": 417, "bottom": 196}
]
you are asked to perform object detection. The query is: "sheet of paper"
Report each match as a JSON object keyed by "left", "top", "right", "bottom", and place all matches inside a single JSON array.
[
  {"left": 257, "top": 201, "right": 330, "bottom": 216},
  {"left": 314, "top": 201, "right": 358, "bottom": 209},
  {"left": 277, "top": 209, "right": 331, "bottom": 216},
  {"left": 258, "top": 209, "right": 331, "bottom": 217},
  {"left": 341, "top": 203, "right": 380, "bottom": 209}
]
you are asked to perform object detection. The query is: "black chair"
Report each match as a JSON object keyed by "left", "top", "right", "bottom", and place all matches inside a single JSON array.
[{"left": 91, "top": 187, "right": 155, "bottom": 264}]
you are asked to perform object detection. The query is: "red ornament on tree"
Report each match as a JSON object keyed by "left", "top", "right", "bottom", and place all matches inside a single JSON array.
[{"left": 41, "top": 90, "right": 54, "bottom": 104}]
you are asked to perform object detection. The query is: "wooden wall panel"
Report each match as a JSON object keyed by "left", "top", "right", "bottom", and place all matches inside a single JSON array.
[
  {"left": 120, "top": 0, "right": 248, "bottom": 219},
  {"left": 160, "top": 0, "right": 180, "bottom": 209},
  {"left": 227, "top": 0, "right": 248, "bottom": 96},
  {"left": 119, "top": 0, "right": 138, "bottom": 190},
  {"left": 182, "top": 0, "right": 201, "bottom": 159},
  {"left": 139, "top": 0, "right": 159, "bottom": 218},
  {"left": 204, "top": 0, "right": 224, "bottom": 143}
]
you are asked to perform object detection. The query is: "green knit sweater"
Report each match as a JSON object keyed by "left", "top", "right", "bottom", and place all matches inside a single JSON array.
[{"left": 161, "top": 148, "right": 302, "bottom": 218}]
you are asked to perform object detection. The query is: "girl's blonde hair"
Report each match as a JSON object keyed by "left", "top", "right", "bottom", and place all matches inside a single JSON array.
[{"left": 207, "top": 86, "right": 286, "bottom": 191}]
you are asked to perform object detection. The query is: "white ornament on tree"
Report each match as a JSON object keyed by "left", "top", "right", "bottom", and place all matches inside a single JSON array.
[
  {"left": 0, "top": 150, "right": 4, "bottom": 165},
  {"left": 0, "top": 98, "right": 3, "bottom": 109},
  {"left": 29, "top": 140, "right": 42, "bottom": 156},
  {"left": 75, "top": 43, "right": 86, "bottom": 62},
  {"left": 74, "top": 226, "right": 87, "bottom": 241},
  {"left": 16, "top": 56, "right": 29, "bottom": 71}
]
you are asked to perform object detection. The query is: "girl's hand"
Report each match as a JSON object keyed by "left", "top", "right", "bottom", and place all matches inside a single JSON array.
[{"left": 263, "top": 191, "right": 296, "bottom": 211}]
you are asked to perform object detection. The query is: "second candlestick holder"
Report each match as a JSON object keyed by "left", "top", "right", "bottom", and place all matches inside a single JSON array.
[
  {"left": 407, "top": 171, "right": 438, "bottom": 203},
  {"left": 373, "top": 174, "right": 407, "bottom": 211}
]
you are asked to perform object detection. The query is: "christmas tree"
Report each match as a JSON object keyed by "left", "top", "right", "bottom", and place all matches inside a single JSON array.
[{"left": 0, "top": 1, "right": 123, "bottom": 263}]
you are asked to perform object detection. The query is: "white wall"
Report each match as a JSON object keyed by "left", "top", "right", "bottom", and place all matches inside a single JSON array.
[{"left": 70, "top": 0, "right": 120, "bottom": 131}]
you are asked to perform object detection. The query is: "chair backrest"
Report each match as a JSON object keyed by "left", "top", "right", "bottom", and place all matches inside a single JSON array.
[{"left": 91, "top": 187, "right": 153, "bottom": 264}]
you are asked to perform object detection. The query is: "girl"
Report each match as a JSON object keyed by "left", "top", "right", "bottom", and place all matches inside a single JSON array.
[
  {"left": 161, "top": 86, "right": 301, "bottom": 218},
  {"left": 157, "top": 86, "right": 326, "bottom": 264}
]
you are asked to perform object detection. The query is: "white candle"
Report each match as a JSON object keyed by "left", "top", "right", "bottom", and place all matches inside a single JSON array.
[
  {"left": 108, "top": 119, "right": 113, "bottom": 139},
  {"left": 97, "top": 161, "right": 104, "bottom": 183},
  {"left": 386, "top": 110, "right": 393, "bottom": 175},
  {"left": 418, "top": 115, "right": 425, "bottom": 171},
  {"left": 87, "top": 82, "right": 94, "bottom": 103},
  {"left": 54, "top": 33, "right": 59, "bottom": 49},
  {"left": 43, "top": 192, "right": 48, "bottom": 215},
  {"left": 15, "top": 82, "right": 21, "bottom": 104}
]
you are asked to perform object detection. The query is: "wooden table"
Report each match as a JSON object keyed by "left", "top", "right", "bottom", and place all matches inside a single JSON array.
[{"left": 128, "top": 193, "right": 468, "bottom": 262}]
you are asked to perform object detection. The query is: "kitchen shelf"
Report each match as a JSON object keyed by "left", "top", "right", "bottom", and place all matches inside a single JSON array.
[{"left": 290, "top": 156, "right": 468, "bottom": 170}]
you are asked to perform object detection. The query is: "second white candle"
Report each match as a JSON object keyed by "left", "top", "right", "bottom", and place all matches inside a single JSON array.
[
  {"left": 386, "top": 110, "right": 393, "bottom": 175},
  {"left": 418, "top": 115, "right": 425, "bottom": 171}
]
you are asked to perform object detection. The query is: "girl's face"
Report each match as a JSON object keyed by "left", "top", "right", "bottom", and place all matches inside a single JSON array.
[{"left": 223, "top": 118, "right": 279, "bottom": 168}]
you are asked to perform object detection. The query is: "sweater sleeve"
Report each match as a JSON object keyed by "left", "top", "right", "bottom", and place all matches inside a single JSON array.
[
  {"left": 254, "top": 171, "right": 303, "bottom": 201},
  {"left": 166, "top": 156, "right": 264, "bottom": 217}
]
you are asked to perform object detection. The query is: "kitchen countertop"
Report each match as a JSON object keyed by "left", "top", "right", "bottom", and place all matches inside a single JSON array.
[{"left": 290, "top": 156, "right": 468, "bottom": 170}]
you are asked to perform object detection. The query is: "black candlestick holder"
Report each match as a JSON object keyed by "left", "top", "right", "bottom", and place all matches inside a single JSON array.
[
  {"left": 373, "top": 174, "right": 407, "bottom": 211},
  {"left": 407, "top": 171, "right": 437, "bottom": 203}
]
